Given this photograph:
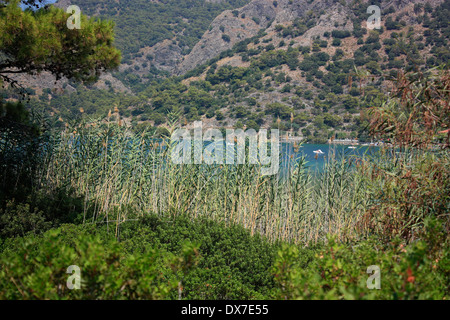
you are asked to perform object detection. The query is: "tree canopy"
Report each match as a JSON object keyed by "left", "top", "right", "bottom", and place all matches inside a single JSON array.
[{"left": 0, "top": 0, "right": 121, "bottom": 90}]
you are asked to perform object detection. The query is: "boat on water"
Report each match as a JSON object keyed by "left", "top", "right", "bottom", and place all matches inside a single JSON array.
[
  {"left": 348, "top": 146, "right": 357, "bottom": 149},
  {"left": 313, "top": 149, "right": 325, "bottom": 154}
]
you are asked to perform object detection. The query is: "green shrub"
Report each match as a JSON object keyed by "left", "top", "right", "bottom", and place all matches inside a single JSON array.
[
  {"left": 0, "top": 199, "right": 50, "bottom": 239},
  {"left": 273, "top": 226, "right": 449, "bottom": 300},
  {"left": 0, "top": 225, "right": 188, "bottom": 299},
  {"left": 0, "top": 215, "right": 279, "bottom": 300},
  {"left": 222, "top": 34, "right": 231, "bottom": 43},
  {"left": 332, "top": 38, "right": 341, "bottom": 47}
]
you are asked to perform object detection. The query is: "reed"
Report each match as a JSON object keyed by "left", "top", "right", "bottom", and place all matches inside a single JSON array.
[{"left": 31, "top": 117, "right": 381, "bottom": 244}]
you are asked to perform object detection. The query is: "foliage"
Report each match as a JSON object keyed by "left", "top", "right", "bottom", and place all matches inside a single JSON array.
[
  {"left": 0, "top": 215, "right": 276, "bottom": 299},
  {"left": 368, "top": 69, "right": 449, "bottom": 149},
  {"left": 359, "top": 67, "right": 450, "bottom": 242},
  {"left": 0, "top": 224, "right": 192, "bottom": 299},
  {"left": 1, "top": 114, "right": 374, "bottom": 243},
  {"left": 273, "top": 221, "right": 449, "bottom": 300},
  {"left": 358, "top": 150, "right": 450, "bottom": 242},
  {"left": 119, "top": 215, "right": 278, "bottom": 299},
  {"left": 0, "top": 0, "right": 121, "bottom": 88},
  {"left": 1, "top": 215, "right": 447, "bottom": 300}
]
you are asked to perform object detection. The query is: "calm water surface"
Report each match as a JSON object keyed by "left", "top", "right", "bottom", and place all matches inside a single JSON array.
[{"left": 280, "top": 143, "right": 380, "bottom": 173}]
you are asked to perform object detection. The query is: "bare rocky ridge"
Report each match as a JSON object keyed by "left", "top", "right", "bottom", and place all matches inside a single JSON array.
[
  {"left": 130, "top": 40, "right": 184, "bottom": 74},
  {"left": 9, "top": 70, "right": 131, "bottom": 96},
  {"left": 176, "top": 0, "right": 355, "bottom": 74},
  {"left": 176, "top": 0, "right": 442, "bottom": 74},
  {"left": 5, "top": 0, "right": 447, "bottom": 140},
  {"left": 175, "top": 0, "right": 277, "bottom": 75}
]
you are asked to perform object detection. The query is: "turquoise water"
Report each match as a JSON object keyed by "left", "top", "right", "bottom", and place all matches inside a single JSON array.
[
  {"left": 162, "top": 138, "right": 380, "bottom": 173},
  {"left": 280, "top": 143, "right": 380, "bottom": 173}
]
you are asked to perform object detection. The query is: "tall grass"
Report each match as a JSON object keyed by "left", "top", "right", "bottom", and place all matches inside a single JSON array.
[
  {"left": 2, "top": 111, "right": 448, "bottom": 244},
  {"left": 32, "top": 117, "right": 380, "bottom": 244}
]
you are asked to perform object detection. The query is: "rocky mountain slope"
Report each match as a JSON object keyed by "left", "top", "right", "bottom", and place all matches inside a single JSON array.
[
  {"left": 179, "top": 0, "right": 442, "bottom": 73},
  {"left": 46, "top": 0, "right": 445, "bottom": 79},
  {"left": 177, "top": 0, "right": 353, "bottom": 74}
]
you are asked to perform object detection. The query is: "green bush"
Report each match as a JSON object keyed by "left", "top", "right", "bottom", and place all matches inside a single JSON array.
[
  {"left": 222, "top": 34, "right": 231, "bottom": 43},
  {"left": 0, "top": 199, "right": 50, "bottom": 239},
  {"left": 0, "top": 225, "right": 187, "bottom": 299},
  {"left": 273, "top": 222, "right": 449, "bottom": 300},
  {"left": 0, "top": 215, "right": 279, "bottom": 300}
]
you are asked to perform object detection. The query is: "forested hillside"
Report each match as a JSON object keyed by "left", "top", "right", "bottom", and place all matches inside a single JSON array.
[{"left": 5, "top": 0, "right": 450, "bottom": 143}]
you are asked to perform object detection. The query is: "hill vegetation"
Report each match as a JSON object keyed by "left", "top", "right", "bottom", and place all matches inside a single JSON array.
[
  {"left": 65, "top": 0, "right": 252, "bottom": 58},
  {"left": 7, "top": 0, "right": 448, "bottom": 143}
]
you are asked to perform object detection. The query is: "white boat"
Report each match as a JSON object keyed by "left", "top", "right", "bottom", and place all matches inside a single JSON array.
[
  {"left": 348, "top": 146, "right": 357, "bottom": 149},
  {"left": 313, "top": 149, "right": 324, "bottom": 154}
]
